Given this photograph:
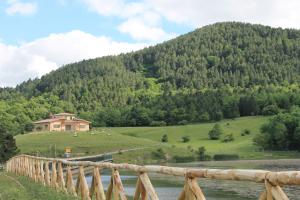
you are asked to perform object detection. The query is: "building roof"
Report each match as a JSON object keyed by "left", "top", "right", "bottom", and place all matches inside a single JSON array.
[
  {"left": 53, "top": 112, "right": 75, "bottom": 116},
  {"left": 33, "top": 118, "right": 61, "bottom": 124},
  {"left": 33, "top": 115, "right": 91, "bottom": 124}
]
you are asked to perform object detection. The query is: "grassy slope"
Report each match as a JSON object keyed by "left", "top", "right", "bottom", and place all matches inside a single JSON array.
[
  {"left": 112, "top": 116, "right": 300, "bottom": 159},
  {"left": 16, "top": 116, "right": 300, "bottom": 163},
  {"left": 0, "top": 172, "right": 77, "bottom": 200}
]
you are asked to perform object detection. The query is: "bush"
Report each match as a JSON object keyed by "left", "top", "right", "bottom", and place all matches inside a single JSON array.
[
  {"left": 151, "top": 148, "right": 166, "bottom": 160},
  {"left": 181, "top": 136, "right": 190, "bottom": 143},
  {"left": 25, "top": 123, "right": 34, "bottom": 132},
  {"left": 222, "top": 134, "right": 234, "bottom": 142},
  {"left": 254, "top": 108, "right": 300, "bottom": 150},
  {"left": 178, "top": 120, "right": 188, "bottom": 125},
  {"left": 150, "top": 121, "right": 167, "bottom": 126},
  {"left": 161, "top": 134, "right": 168, "bottom": 143},
  {"left": 199, "top": 112, "right": 210, "bottom": 122},
  {"left": 172, "top": 155, "right": 195, "bottom": 163},
  {"left": 262, "top": 105, "right": 279, "bottom": 116},
  {"left": 196, "top": 146, "right": 211, "bottom": 161},
  {"left": 241, "top": 129, "right": 251, "bottom": 136},
  {"left": 213, "top": 154, "right": 239, "bottom": 161},
  {"left": 208, "top": 124, "right": 223, "bottom": 140}
]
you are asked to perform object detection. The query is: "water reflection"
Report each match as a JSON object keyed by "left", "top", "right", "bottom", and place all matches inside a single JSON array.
[{"left": 80, "top": 159, "right": 300, "bottom": 200}]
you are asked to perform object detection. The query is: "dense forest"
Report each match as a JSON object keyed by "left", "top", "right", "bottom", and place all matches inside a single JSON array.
[{"left": 1, "top": 22, "right": 300, "bottom": 135}]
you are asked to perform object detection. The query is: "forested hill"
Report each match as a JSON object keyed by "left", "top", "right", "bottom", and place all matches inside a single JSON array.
[
  {"left": 18, "top": 22, "right": 300, "bottom": 93},
  {"left": 1, "top": 22, "right": 300, "bottom": 134}
]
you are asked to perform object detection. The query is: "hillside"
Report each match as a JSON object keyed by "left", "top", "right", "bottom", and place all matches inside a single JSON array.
[
  {"left": 16, "top": 117, "right": 300, "bottom": 163},
  {"left": 1, "top": 22, "right": 300, "bottom": 135}
]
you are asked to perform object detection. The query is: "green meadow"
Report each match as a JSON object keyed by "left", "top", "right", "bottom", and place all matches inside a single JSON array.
[{"left": 16, "top": 116, "right": 300, "bottom": 163}]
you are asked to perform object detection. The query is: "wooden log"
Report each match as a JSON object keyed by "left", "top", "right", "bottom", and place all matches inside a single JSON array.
[
  {"left": 271, "top": 186, "right": 289, "bottom": 200},
  {"left": 35, "top": 159, "right": 40, "bottom": 182},
  {"left": 106, "top": 176, "right": 113, "bottom": 200},
  {"left": 66, "top": 165, "right": 77, "bottom": 196},
  {"left": 112, "top": 169, "right": 127, "bottom": 200},
  {"left": 51, "top": 161, "right": 58, "bottom": 189},
  {"left": 259, "top": 191, "right": 267, "bottom": 200},
  {"left": 133, "top": 177, "right": 147, "bottom": 200},
  {"left": 139, "top": 172, "right": 158, "bottom": 200},
  {"left": 187, "top": 178, "right": 206, "bottom": 200},
  {"left": 44, "top": 161, "right": 51, "bottom": 186},
  {"left": 90, "top": 167, "right": 106, "bottom": 200},
  {"left": 75, "top": 166, "right": 91, "bottom": 200},
  {"left": 57, "top": 161, "right": 66, "bottom": 191},
  {"left": 40, "top": 160, "right": 45, "bottom": 185},
  {"left": 265, "top": 180, "right": 273, "bottom": 200}
]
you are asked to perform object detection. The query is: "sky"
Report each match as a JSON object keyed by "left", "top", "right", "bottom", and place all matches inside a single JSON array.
[{"left": 1, "top": 0, "right": 300, "bottom": 87}]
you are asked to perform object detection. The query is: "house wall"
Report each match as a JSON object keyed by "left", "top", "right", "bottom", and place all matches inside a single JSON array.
[
  {"left": 78, "top": 122, "right": 89, "bottom": 131},
  {"left": 50, "top": 122, "right": 62, "bottom": 131},
  {"left": 34, "top": 123, "right": 50, "bottom": 132}
]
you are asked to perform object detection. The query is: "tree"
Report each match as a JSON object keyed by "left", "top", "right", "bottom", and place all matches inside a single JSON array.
[
  {"left": 222, "top": 133, "right": 234, "bottom": 142},
  {"left": 161, "top": 134, "right": 168, "bottom": 143},
  {"left": 196, "top": 146, "right": 206, "bottom": 161},
  {"left": 181, "top": 136, "right": 190, "bottom": 143},
  {"left": 254, "top": 107, "right": 300, "bottom": 150},
  {"left": 208, "top": 124, "right": 223, "bottom": 140},
  {"left": 262, "top": 105, "right": 279, "bottom": 116},
  {"left": 0, "top": 133, "right": 19, "bottom": 162}
]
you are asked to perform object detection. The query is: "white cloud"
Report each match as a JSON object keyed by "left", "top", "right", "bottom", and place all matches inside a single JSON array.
[
  {"left": 5, "top": 0, "right": 37, "bottom": 16},
  {"left": 83, "top": 0, "right": 146, "bottom": 18},
  {"left": 82, "top": 0, "right": 176, "bottom": 42},
  {"left": 0, "top": 30, "right": 147, "bottom": 87},
  {"left": 146, "top": 0, "right": 300, "bottom": 29},
  {"left": 83, "top": 0, "right": 300, "bottom": 41},
  {"left": 118, "top": 18, "right": 176, "bottom": 42}
]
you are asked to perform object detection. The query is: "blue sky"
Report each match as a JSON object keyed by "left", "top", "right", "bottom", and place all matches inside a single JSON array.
[
  {"left": 0, "top": 0, "right": 191, "bottom": 45},
  {"left": 1, "top": 0, "right": 300, "bottom": 87}
]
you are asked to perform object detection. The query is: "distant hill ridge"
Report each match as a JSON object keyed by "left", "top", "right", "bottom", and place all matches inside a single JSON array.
[
  {"left": 1, "top": 22, "right": 300, "bottom": 134},
  {"left": 17, "top": 22, "right": 300, "bottom": 96}
]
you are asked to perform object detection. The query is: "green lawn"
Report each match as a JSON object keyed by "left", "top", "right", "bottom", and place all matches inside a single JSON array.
[
  {"left": 0, "top": 172, "right": 77, "bottom": 200},
  {"left": 112, "top": 116, "right": 270, "bottom": 159},
  {"left": 16, "top": 116, "right": 300, "bottom": 163}
]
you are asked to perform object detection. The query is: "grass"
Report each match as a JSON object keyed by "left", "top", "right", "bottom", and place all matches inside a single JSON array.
[
  {"left": 16, "top": 116, "right": 300, "bottom": 163},
  {"left": 0, "top": 172, "right": 77, "bottom": 200}
]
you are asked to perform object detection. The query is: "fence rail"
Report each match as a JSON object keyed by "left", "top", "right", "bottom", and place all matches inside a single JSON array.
[{"left": 6, "top": 154, "right": 300, "bottom": 200}]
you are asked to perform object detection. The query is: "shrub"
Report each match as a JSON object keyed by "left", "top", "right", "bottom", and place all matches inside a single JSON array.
[
  {"left": 241, "top": 129, "right": 251, "bottom": 136},
  {"left": 181, "top": 136, "right": 190, "bottom": 143},
  {"left": 213, "top": 154, "right": 239, "bottom": 161},
  {"left": 222, "top": 134, "right": 234, "bottom": 142},
  {"left": 262, "top": 105, "right": 279, "bottom": 116},
  {"left": 196, "top": 146, "right": 207, "bottom": 161},
  {"left": 199, "top": 112, "right": 210, "bottom": 122},
  {"left": 178, "top": 120, "right": 188, "bottom": 125},
  {"left": 208, "top": 124, "right": 223, "bottom": 140},
  {"left": 161, "top": 134, "right": 168, "bottom": 143},
  {"left": 172, "top": 155, "right": 195, "bottom": 163},
  {"left": 150, "top": 121, "right": 167, "bottom": 126},
  {"left": 254, "top": 108, "right": 300, "bottom": 150},
  {"left": 151, "top": 148, "right": 166, "bottom": 160}
]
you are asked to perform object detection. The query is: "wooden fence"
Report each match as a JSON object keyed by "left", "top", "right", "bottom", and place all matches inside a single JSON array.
[{"left": 6, "top": 154, "right": 300, "bottom": 200}]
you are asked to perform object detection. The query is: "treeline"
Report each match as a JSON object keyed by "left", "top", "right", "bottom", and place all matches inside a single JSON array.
[
  {"left": 254, "top": 106, "right": 300, "bottom": 151},
  {"left": 83, "top": 85, "right": 300, "bottom": 127},
  {"left": 1, "top": 22, "right": 300, "bottom": 135}
]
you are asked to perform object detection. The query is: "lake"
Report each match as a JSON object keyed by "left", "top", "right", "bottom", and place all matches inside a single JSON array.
[{"left": 84, "top": 159, "right": 300, "bottom": 200}]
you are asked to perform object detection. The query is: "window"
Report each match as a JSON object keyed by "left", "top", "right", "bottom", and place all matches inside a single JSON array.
[
  {"left": 80, "top": 125, "right": 86, "bottom": 129},
  {"left": 53, "top": 124, "right": 61, "bottom": 128}
]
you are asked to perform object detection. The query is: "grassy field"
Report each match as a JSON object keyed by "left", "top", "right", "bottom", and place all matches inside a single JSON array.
[
  {"left": 0, "top": 172, "right": 77, "bottom": 200},
  {"left": 16, "top": 116, "right": 300, "bottom": 163}
]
